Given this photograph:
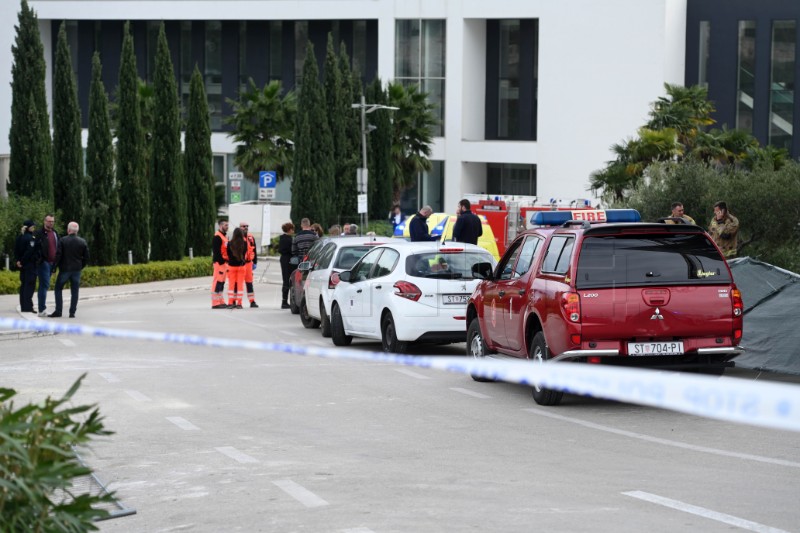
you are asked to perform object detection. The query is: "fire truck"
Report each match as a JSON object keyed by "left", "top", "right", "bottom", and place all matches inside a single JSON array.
[{"left": 464, "top": 195, "right": 598, "bottom": 256}]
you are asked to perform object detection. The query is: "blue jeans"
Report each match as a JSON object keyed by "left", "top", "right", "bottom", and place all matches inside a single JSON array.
[
  {"left": 54, "top": 270, "right": 82, "bottom": 316},
  {"left": 37, "top": 261, "right": 54, "bottom": 312}
]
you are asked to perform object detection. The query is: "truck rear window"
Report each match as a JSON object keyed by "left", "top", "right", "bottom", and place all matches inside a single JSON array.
[{"left": 575, "top": 234, "right": 732, "bottom": 289}]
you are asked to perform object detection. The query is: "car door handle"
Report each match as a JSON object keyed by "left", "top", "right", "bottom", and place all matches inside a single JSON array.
[
  {"left": 374, "top": 285, "right": 382, "bottom": 290},
  {"left": 498, "top": 290, "right": 505, "bottom": 297}
]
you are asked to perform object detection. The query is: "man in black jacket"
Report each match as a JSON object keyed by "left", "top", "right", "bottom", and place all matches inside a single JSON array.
[
  {"left": 14, "top": 220, "right": 38, "bottom": 313},
  {"left": 453, "top": 199, "right": 483, "bottom": 245},
  {"left": 409, "top": 206, "right": 437, "bottom": 242},
  {"left": 49, "top": 222, "right": 89, "bottom": 318}
]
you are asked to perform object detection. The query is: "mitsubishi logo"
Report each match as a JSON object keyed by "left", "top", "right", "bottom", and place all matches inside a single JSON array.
[{"left": 650, "top": 307, "right": 665, "bottom": 320}]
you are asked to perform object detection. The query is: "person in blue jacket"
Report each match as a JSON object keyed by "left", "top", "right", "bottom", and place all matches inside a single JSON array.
[{"left": 409, "top": 205, "right": 437, "bottom": 242}]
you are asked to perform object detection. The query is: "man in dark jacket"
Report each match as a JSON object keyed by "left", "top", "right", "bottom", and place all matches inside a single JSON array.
[
  {"left": 14, "top": 220, "right": 38, "bottom": 313},
  {"left": 292, "top": 218, "right": 319, "bottom": 260},
  {"left": 453, "top": 199, "right": 483, "bottom": 245},
  {"left": 409, "top": 206, "right": 437, "bottom": 242},
  {"left": 34, "top": 214, "right": 58, "bottom": 316},
  {"left": 49, "top": 222, "right": 89, "bottom": 318}
]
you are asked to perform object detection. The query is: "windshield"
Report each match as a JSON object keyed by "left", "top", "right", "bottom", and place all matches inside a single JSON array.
[
  {"left": 576, "top": 234, "right": 731, "bottom": 289},
  {"left": 405, "top": 251, "right": 493, "bottom": 280}
]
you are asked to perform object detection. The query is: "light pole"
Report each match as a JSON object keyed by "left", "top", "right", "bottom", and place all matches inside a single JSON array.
[{"left": 351, "top": 95, "right": 397, "bottom": 233}]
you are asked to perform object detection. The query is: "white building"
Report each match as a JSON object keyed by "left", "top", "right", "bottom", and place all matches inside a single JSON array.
[{"left": 0, "top": 0, "right": 688, "bottom": 211}]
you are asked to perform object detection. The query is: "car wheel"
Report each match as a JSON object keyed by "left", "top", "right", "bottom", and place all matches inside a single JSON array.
[
  {"left": 381, "top": 313, "right": 408, "bottom": 353},
  {"left": 319, "top": 300, "right": 332, "bottom": 338},
  {"left": 289, "top": 288, "right": 300, "bottom": 315},
  {"left": 467, "top": 318, "right": 495, "bottom": 382},
  {"left": 529, "top": 331, "right": 564, "bottom": 406},
  {"left": 300, "top": 297, "right": 321, "bottom": 329},
  {"left": 330, "top": 303, "right": 352, "bottom": 346}
]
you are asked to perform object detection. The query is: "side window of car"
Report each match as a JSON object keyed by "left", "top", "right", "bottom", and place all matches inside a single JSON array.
[
  {"left": 316, "top": 243, "right": 336, "bottom": 269},
  {"left": 513, "top": 237, "right": 541, "bottom": 277},
  {"left": 351, "top": 249, "right": 382, "bottom": 281},
  {"left": 542, "top": 236, "right": 575, "bottom": 275},
  {"left": 373, "top": 249, "right": 399, "bottom": 278},
  {"left": 497, "top": 240, "right": 523, "bottom": 281}
]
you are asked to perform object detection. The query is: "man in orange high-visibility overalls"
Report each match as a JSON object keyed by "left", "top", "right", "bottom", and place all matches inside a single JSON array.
[
  {"left": 240, "top": 222, "right": 259, "bottom": 308},
  {"left": 211, "top": 220, "right": 229, "bottom": 309}
]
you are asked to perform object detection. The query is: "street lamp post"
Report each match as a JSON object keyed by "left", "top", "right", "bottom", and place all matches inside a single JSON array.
[{"left": 351, "top": 95, "right": 398, "bottom": 233}]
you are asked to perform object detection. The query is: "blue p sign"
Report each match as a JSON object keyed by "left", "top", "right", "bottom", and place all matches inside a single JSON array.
[{"left": 259, "top": 171, "right": 277, "bottom": 188}]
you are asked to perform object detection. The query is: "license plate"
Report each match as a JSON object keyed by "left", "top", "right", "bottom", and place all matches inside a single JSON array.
[
  {"left": 627, "top": 341, "right": 684, "bottom": 356},
  {"left": 442, "top": 294, "right": 469, "bottom": 305}
]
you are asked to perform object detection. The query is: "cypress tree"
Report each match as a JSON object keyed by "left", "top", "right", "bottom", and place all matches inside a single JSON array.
[
  {"left": 85, "top": 52, "right": 119, "bottom": 265},
  {"left": 116, "top": 21, "right": 149, "bottom": 263},
  {"left": 335, "top": 39, "right": 361, "bottom": 221},
  {"left": 150, "top": 22, "right": 186, "bottom": 261},
  {"left": 52, "top": 21, "right": 85, "bottom": 222},
  {"left": 184, "top": 66, "right": 215, "bottom": 257},
  {"left": 323, "top": 35, "right": 350, "bottom": 221},
  {"left": 367, "top": 79, "right": 393, "bottom": 220},
  {"left": 291, "top": 41, "right": 334, "bottom": 227},
  {"left": 9, "top": 0, "right": 53, "bottom": 204}
]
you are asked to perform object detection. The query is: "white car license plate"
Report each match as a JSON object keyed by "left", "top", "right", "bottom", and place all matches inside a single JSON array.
[
  {"left": 627, "top": 341, "right": 684, "bottom": 356},
  {"left": 442, "top": 294, "right": 469, "bottom": 305}
]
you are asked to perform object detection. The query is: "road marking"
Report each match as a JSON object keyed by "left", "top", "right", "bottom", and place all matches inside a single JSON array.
[
  {"left": 272, "top": 479, "right": 329, "bottom": 508},
  {"left": 450, "top": 387, "right": 492, "bottom": 399},
  {"left": 125, "top": 390, "right": 151, "bottom": 402},
  {"left": 525, "top": 408, "right": 800, "bottom": 469},
  {"left": 623, "top": 491, "right": 790, "bottom": 533},
  {"left": 166, "top": 416, "right": 199, "bottom": 431},
  {"left": 98, "top": 372, "right": 120, "bottom": 383},
  {"left": 58, "top": 338, "right": 76, "bottom": 347},
  {"left": 394, "top": 368, "right": 431, "bottom": 380},
  {"left": 215, "top": 446, "right": 258, "bottom": 463}
]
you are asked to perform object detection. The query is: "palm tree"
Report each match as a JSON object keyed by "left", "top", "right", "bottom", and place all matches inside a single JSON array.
[
  {"left": 225, "top": 79, "right": 297, "bottom": 183},
  {"left": 387, "top": 82, "right": 438, "bottom": 203},
  {"left": 646, "top": 83, "right": 715, "bottom": 150}
]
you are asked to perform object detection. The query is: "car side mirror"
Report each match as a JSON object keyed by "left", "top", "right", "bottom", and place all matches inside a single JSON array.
[
  {"left": 472, "top": 262, "right": 494, "bottom": 280},
  {"left": 338, "top": 271, "right": 352, "bottom": 283},
  {"left": 298, "top": 261, "right": 312, "bottom": 272}
]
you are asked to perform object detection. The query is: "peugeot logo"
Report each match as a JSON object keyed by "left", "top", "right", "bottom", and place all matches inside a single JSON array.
[{"left": 650, "top": 307, "right": 665, "bottom": 321}]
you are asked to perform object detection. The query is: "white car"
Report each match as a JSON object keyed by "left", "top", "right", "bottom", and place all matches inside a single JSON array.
[
  {"left": 329, "top": 241, "right": 497, "bottom": 352},
  {"left": 299, "top": 236, "right": 386, "bottom": 336}
]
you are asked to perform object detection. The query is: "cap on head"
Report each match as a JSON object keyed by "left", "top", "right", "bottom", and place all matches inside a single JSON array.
[{"left": 23, "top": 219, "right": 35, "bottom": 228}]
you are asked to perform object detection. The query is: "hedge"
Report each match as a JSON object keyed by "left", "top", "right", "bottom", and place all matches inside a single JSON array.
[{"left": 0, "top": 257, "right": 212, "bottom": 295}]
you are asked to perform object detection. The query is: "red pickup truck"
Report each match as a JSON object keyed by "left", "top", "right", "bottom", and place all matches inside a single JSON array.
[{"left": 466, "top": 209, "right": 744, "bottom": 406}]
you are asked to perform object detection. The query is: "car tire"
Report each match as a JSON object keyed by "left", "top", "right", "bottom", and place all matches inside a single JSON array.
[
  {"left": 300, "top": 297, "right": 321, "bottom": 329},
  {"left": 289, "top": 287, "right": 300, "bottom": 315},
  {"left": 381, "top": 313, "right": 408, "bottom": 353},
  {"left": 331, "top": 303, "right": 352, "bottom": 346},
  {"left": 320, "top": 300, "right": 332, "bottom": 338},
  {"left": 529, "top": 331, "right": 564, "bottom": 406},
  {"left": 467, "top": 318, "right": 495, "bottom": 382}
]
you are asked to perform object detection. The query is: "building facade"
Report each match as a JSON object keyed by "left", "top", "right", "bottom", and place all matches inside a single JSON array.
[{"left": 2, "top": 0, "right": 690, "bottom": 211}]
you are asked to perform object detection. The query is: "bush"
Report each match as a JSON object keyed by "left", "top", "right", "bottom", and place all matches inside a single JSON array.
[
  {"left": 0, "top": 194, "right": 63, "bottom": 260},
  {"left": 0, "top": 257, "right": 211, "bottom": 295},
  {"left": 0, "top": 374, "right": 114, "bottom": 530}
]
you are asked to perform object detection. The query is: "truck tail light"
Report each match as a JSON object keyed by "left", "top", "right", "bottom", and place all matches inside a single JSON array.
[
  {"left": 394, "top": 281, "right": 422, "bottom": 302},
  {"left": 734, "top": 328, "right": 743, "bottom": 342},
  {"left": 732, "top": 286, "right": 743, "bottom": 317},
  {"left": 328, "top": 272, "right": 340, "bottom": 290},
  {"left": 562, "top": 292, "right": 581, "bottom": 323}
]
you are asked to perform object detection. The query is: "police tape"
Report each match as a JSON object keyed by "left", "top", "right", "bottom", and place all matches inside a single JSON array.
[{"left": 1, "top": 316, "right": 799, "bottom": 433}]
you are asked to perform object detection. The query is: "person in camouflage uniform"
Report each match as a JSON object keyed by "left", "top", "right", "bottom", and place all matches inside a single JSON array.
[{"left": 708, "top": 201, "right": 739, "bottom": 258}]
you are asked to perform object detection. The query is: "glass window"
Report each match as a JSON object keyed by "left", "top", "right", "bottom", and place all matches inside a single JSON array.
[
  {"left": 542, "top": 236, "right": 573, "bottom": 275},
  {"left": 212, "top": 155, "right": 225, "bottom": 184},
  {"left": 239, "top": 21, "right": 248, "bottom": 95},
  {"left": 205, "top": 21, "right": 223, "bottom": 130},
  {"left": 513, "top": 237, "right": 541, "bottom": 277},
  {"left": 269, "top": 21, "right": 282, "bottom": 81},
  {"left": 736, "top": 21, "right": 756, "bottom": 133},
  {"left": 335, "top": 246, "right": 373, "bottom": 270},
  {"left": 374, "top": 249, "right": 399, "bottom": 278},
  {"left": 315, "top": 243, "right": 336, "bottom": 269},
  {"left": 769, "top": 20, "right": 795, "bottom": 151},
  {"left": 351, "top": 248, "right": 382, "bottom": 281},
  {"left": 498, "top": 20, "right": 520, "bottom": 138},
  {"left": 395, "top": 19, "right": 445, "bottom": 136},
  {"left": 576, "top": 234, "right": 731, "bottom": 289},
  {"left": 487, "top": 163, "right": 536, "bottom": 196},
  {"left": 146, "top": 21, "right": 160, "bottom": 83},
  {"left": 698, "top": 21, "right": 711, "bottom": 89},
  {"left": 497, "top": 240, "right": 522, "bottom": 280},
  {"left": 406, "top": 251, "right": 493, "bottom": 280},
  {"left": 294, "top": 21, "right": 309, "bottom": 86},
  {"left": 352, "top": 20, "right": 367, "bottom": 75}
]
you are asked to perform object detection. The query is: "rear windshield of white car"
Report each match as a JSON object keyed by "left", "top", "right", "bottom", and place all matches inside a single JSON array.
[
  {"left": 406, "top": 252, "right": 492, "bottom": 280},
  {"left": 576, "top": 234, "right": 732, "bottom": 289},
  {"left": 334, "top": 246, "right": 373, "bottom": 270}
]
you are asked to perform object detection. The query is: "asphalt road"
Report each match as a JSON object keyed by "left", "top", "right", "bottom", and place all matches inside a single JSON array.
[{"left": 1, "top": 273, "right": 799, "bottom": 532}]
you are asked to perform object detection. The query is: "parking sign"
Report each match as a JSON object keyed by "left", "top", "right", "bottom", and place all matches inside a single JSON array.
[{"left": 259, "top": 171, "right": 277, "bottom": 188}]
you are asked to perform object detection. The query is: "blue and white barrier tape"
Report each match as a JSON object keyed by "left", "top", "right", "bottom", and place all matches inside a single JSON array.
[{"left": 1, "top": 317, "right": 799, "bottom": 433}]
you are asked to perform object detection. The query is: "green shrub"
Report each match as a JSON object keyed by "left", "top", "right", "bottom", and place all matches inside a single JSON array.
[
  {"left": 0, "top": 194, "right": 63, "bottom": 259},
  {"left": 0, "top": 374, "right": 114, "bottom": 530},
  {"left": 0, "top": 257, "right": 212, "bottom": 295}
]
